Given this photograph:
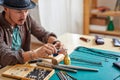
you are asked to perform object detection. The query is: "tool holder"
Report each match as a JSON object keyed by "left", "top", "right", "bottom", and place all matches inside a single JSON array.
[{"left": 2, "top": 64, "right": 54, "bottom": 80}]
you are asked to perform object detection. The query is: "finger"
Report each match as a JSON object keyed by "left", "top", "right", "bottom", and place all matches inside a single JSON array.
[
  {"left": 42, "top": 52, "right": 49, "bottom": 57},
  {"left": 48, "top": 44, "right": 57, "bottom": 53},
  {"left": 56, "top": 44, "right": 64, "bottom": 50},
  {"left": 54, "top": 41, "right": 60, "bottom": 45},
  {"left": 45, "top": 47, "right": 53, "bottom": 55},
  {"left": 57, "top": 45, "right": 67, "bottom": 55},
  {"left": 44, "top": 44, "right": 57, "bottom": 53},
  {"left": 59, "top": 44, "right": 64, "bottom": 49},
  {"left": 44, "top": 44, "right": 57, "bottom": 55},
  {"left": 37, "top": 47, "right": 49, "bottom": 57},
  {"left": 55, "top": 42, "right": 64, "bottom": 50}
]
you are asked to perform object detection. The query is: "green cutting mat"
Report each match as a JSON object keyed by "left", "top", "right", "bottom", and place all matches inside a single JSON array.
[{"left": 50, "top": 46, "right": 120, "bottom": 80}]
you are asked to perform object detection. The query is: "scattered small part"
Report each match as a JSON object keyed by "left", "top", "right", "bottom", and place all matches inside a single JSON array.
[
  {"left": 112, "top": 38, "right": 120, "bottom": 47},
  {"left": 80, "top": 37, "right": 90, "bottom": 42},
  {"left": 95, "top": 36, "right": 104, "bottom": 45}
]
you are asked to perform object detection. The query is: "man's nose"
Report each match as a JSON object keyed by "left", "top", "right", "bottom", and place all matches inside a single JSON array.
[{"left": 21, "top": 12, "right": 27, "bottom": 18}]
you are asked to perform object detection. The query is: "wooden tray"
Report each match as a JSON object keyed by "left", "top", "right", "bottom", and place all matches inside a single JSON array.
[{"left": 2, "top": 64, "right": 54, "bottom": 80}]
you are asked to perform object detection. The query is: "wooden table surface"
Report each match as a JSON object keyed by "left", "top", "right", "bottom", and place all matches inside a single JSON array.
[
  {"left": 59, "top": 33, "right": 120, "bottom": 54},
  {"left": 0, "top": 33, "right": 120, "bottom": 80}
]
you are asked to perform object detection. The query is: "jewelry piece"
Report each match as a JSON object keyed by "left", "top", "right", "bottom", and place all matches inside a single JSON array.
[{"left": 52, "top": 40, "right": 60, "bottom": 45}]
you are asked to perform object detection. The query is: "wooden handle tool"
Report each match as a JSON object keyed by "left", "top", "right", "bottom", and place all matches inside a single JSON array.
[{"left": 44, "top": 54, "right": 65, "bottom": 65}]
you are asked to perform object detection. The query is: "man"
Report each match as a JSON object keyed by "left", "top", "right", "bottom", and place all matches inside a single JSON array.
[{"left": 0, "top": 0, "right": 65, "bottom": 68}]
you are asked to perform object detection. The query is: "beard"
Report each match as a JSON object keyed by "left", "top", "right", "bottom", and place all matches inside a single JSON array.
[{"left": 17, "top": 18, "right": 26, "bottom": 26}]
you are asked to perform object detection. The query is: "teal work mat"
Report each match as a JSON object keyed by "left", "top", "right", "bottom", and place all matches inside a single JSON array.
[{"left": 50, "top": 46, "right": 120, "bottom": 80}]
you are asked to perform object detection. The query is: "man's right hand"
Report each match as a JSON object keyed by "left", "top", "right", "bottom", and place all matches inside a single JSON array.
[{"left": 33, "top": 43, "right": 58, "bottom": 58}]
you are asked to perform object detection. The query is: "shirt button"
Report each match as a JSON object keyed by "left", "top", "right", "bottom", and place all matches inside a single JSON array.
[
  {"left": 7, "top": 28, "right": 10, "bottom": 31},
  {"left": 11, "top": 34, "right": 13, "bottom": 37}
]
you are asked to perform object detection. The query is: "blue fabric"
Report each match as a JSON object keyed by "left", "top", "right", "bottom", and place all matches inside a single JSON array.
[
  {"left": 50, "top": 46, "right": 120, "bottom": 80},
  {"left": 12, "top": 26, "right": 21, "bottom": 51}
]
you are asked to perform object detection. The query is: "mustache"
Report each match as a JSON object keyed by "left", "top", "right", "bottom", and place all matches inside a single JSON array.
[{"left": 18, "top": 18, "right": 26, "bottom": 21}]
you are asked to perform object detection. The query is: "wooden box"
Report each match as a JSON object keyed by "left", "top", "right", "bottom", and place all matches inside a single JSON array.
[
  {"left": 90, "top": 17, "right": 108, "bottom": 26},
  {"left": 2, "top": 64, "right": 54, "bottom": 80}
]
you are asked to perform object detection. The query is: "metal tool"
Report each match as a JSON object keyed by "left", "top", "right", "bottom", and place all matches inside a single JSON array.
[
  {"left": 57, "top": 71, "right": 77, "bottom": 80},
  {"left": 28, "top": 59, "right": 42, "bottom": 63},
  {"left": 75, "top": 47, "right": 120, "bottom": 60},
  {"left": 59, "top": 64, "right": 99, "bottom": 72},
  {"left": 80, "top": 37, "right": 90, "bottom": 42},
  {"left": 61, "top": 71, "right": 77, "bottom": 80},
  {"left": 113, "top": 74, "right": 120, "bottom": 80},
  {"left": 36, "top": 62, "right": 77, "bottom": 73},
  {"left": 57, "top": 71, "right": 68, "bottom": 80},
  {"left": 71, "top": 57, "right": 102, "bottom": 66}
]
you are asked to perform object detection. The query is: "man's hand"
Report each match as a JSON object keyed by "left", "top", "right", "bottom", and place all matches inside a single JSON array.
[
  {"left": 47, "top": 36, "right": 67, "bottom": 55},
  {"left": 23, "top": 42, "right": 67, "bottom": 62},
  {"left": 33, "top": 43, "right": 57, "bottom": 58},
  {"left": 53, "top": 41, "right": 67, "bottom": 55}
]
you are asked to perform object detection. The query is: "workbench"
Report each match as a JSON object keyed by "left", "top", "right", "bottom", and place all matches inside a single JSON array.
[{"left": 0, "top": 33, "right": 120, "bottom": 80}]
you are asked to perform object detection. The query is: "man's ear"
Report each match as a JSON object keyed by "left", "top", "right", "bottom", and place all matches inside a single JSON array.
[{"left": 3, "top": 7, "right": 8, "bottom": 12}]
